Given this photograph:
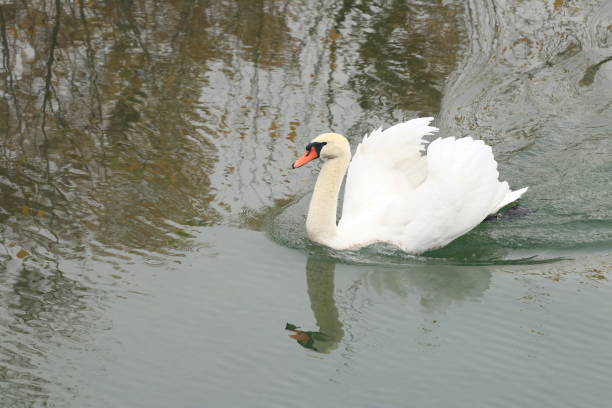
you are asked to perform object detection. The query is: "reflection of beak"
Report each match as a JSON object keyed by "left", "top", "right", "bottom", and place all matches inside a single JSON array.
[
  {"left": 288, "top": 330, "right": 311, "bottom": 344},
  {"left": 292, "top": 148, "right": 318, "bottom": 169}
]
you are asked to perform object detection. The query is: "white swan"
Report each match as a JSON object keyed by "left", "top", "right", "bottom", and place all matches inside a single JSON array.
[{"left": 291, "top": 117, "right": 527, "bottom": 254}]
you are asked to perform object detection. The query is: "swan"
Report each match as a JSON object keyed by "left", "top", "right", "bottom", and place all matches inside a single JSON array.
[{"left": 291, "top": 117, "right": 527, "bottom": 254}]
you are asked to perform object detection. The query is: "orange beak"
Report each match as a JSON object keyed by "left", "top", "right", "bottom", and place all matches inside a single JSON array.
[{"left": 292, "top": 148, "right": 318, "bottom": 168}]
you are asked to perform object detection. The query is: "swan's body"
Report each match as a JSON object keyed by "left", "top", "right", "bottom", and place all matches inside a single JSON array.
[{"left": 292, "top": 118, "right": 527, "bottom": 254}]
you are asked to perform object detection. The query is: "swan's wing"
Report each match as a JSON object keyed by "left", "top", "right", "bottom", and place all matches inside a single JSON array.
[
  {"left": 389, "top": 136, "right": 527, "bottom": 253},
  {"left": 426, "top": 137, "right": 528, "bottom": 216},
  {"left": 340, "top": 118, "right": 438, "bottom": 221},
  {"left": 338, "top": 134, "right": 528, "bottom": 253}
]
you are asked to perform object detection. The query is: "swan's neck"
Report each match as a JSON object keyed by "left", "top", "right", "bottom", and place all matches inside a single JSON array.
[{"left": 306, "top": 155, "right": 350, "bottom": 246}]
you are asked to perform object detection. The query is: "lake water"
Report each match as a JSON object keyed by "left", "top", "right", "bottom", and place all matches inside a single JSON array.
[{"left": 0, "top": 1, "right": 611, "bottom": 407}]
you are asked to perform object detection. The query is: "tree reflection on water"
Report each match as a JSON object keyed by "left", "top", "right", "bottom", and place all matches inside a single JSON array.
[{"left": 0, "top": 0, "right": 465, "bottom": 267}]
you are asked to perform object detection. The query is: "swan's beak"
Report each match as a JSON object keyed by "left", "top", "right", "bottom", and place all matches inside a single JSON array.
[{"left": 292, "top": 148, "right": 318, "bottom": 169}]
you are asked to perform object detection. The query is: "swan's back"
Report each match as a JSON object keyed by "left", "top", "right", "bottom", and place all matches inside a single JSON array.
[{"left": 336, "top": 118, "right": 527, "bottom": 253}]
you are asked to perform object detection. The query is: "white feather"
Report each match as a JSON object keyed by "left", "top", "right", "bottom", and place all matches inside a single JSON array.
[{"left": 334, "top": 118, "right": 527, "bottom": 253}]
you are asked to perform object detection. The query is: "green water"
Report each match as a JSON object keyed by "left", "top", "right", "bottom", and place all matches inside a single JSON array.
[{"left": 1, "top": 1, "right": 611, "bottom": 407}]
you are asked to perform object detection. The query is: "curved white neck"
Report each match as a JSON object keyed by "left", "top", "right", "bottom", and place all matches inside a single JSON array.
[{"left": 305, "top": 155, "right": 350, "bottom": 246}]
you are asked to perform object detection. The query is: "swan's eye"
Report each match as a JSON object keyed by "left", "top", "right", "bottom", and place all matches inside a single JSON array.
[{"left": 308, "top": 142, "right": 327, "bottom": 156}]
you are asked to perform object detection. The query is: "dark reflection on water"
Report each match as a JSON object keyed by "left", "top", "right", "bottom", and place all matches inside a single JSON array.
[
  {"left": 0, "top": 0, "right": 224, "bottom": 266},
  {"left": 345, "top": 0, "right": 463, "bottom": 115},
  {"left": 0, "top": 0, "right": 609, "bottom": 268},
  {"left": 0, "top": 0, "right": 466, "bottom": 268}
]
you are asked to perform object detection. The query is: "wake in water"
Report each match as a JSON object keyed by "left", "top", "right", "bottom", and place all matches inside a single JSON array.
[{"left": 268, "top": 194, "right": 562, "bottom": 266}]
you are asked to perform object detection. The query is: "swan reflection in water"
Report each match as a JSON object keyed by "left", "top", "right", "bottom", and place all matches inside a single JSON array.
[
  {"left": 286, "top": 254, "right": 493, "bottom": 353},
  {"left": 286, "top": 256, "right": 344, "bottom": 353}
]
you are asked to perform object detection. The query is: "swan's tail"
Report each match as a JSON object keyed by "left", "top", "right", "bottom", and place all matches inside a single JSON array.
[{"left": 491, "top": 186, "right": 528, "bottom": 214}]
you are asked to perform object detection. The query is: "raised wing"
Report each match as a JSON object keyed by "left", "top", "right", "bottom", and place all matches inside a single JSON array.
[
  {"left": 385, "top": 136, "right": 527, "bottom": 253},
  {"left": 340, "top": 118, "right": 438, "bottom": 221},
  {"left": 337, "top": 125, "right": 528, "bottom": 253},
  {"left": 337, "top": 118, "right": 438, "bottom": 245}
]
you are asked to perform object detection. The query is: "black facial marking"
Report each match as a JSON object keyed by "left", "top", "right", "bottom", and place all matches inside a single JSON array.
[{"left": 304, "top": 141, "right": 327, "bottom": 157}]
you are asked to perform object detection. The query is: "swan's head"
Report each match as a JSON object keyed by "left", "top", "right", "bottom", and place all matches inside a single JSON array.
[{"left": 292, "top": 133, "right": 350, "bottom": 169}]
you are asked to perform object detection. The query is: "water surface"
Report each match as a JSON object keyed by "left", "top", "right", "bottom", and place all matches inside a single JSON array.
[{"left": 0, "top": 1, "right": 611, "bottom": 407}]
